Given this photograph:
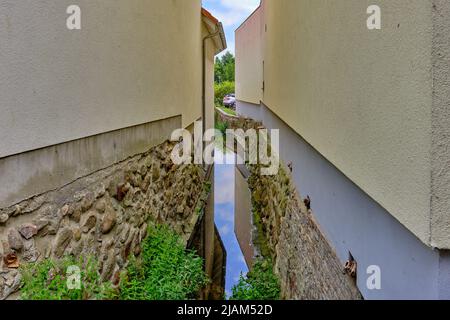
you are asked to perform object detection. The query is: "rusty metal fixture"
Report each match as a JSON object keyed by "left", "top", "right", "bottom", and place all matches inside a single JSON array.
[
  {"left": 287, "top": 162, "right": 293, "bottom": 173},
  {"left": 344, "top": 260, "right": 357, "bottom": 278},
  {"left": 4, "top": 252, "right": 20, "bottom": 269},
  {"left": 116, "top": 183, "right": 128, "bottom": 201},
  {"left": 304, "top": 196, "right": 311, "bottom": 211},
  {"left": 112, "top": 271, "right": 121, "bottom": 286}
]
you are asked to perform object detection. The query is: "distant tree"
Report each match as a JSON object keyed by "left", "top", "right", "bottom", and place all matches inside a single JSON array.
[
  {"left": 215, "top": 51, "right": 235, "bottom": 84},
  {"left": 214, "top": 58, "right": 224, "bottom": 83}
]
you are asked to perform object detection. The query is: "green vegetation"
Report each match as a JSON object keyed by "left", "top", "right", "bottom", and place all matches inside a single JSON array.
[
  {"left": 195, "top": 181, "right": 213, "bottom": 217},
  {"left": 230, "top": 258, "right": 281, "bottom": 300},
  {"left": 215, "top": 120, "right": 229, "bottom": 137},
  {"left": 20, "top": 225, "right": 208, "bottom": 301},
  {"left": 20, "top": 255, "right": 113, "bottom": 300},
  {"left": 214, "top": 51, "right": 235, "bottom": 84},
  {"left": 217, "top": 106, "right": 236, "bottom": 116},
  {"left": 252, "top": 209, "right": 272, "bottom": 259},
  {"left": 116, "top": 225, "right": 209, "bottom": 300},
  {"left": 214, "top": 81, "right": 235, "bottom": 108},
  {"left": 214, "top": 52, "right": 236, "bottom": 108}
]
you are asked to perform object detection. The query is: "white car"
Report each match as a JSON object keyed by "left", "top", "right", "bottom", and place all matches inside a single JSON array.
[{"left": 223, "top": 94, "right": 236, "bottom": 109}]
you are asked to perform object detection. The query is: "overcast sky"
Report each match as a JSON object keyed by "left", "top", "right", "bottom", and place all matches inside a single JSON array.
[{"left": 202, "top": 0, "right": 261, "bottom": 56}]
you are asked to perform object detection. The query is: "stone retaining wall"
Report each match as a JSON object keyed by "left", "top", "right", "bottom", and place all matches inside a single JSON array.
[
  {"left": 215, "top": 108, "right": 261, "bottom": 131},
  {"left": 0, "top": 141, "right": 206, "bottom": 299},
  {"left": 248, "top": 164, "right": 362, "bottom": 300}
]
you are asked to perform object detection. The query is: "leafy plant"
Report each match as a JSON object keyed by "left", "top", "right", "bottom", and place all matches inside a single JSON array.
[
  {"left": 20, "top": 226, "right": 208, "bottom": 301},
  {"left": 214, "top": 81, "right": 235, "bottom": 107},
  {"left": 230, "top": 258, "right": 281, "bottom": 300},
  {"left": 117, "top": 224, "right": 209, "bottom": 300},
  {"left": 215, "top": 51, "right": 235, "bottom": 84},
  {"left": 20, "top": 255, "right": 113, "bottom": 300},
  {"left": 215, "top": 121, "right": 229, "bottom": 137}
]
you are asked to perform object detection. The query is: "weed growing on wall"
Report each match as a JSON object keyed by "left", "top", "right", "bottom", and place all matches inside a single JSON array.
[
  {"left": 215, "top": 121, "right": 229, "bottom": 138},
  {"left": 20, "top": 225, "right": 209, "bottom": 300},
  {"left": 117, "top": 225, "right": 209, "bottom": 300},
  {"left": 20, "top": 256, "right": 113, "bottom": 300}
]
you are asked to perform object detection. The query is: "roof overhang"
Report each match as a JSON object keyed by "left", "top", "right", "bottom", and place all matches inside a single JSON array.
[{"left": 201, "top": 8, "right": 227, "bottom": 55}]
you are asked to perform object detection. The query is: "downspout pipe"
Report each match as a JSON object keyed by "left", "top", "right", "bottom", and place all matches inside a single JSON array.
[
  {"left": 201, "top": 27, "right": 220, "bottom": 287},
  {"left": 202, "top": 25, "right": 221, "bottom": 162}
]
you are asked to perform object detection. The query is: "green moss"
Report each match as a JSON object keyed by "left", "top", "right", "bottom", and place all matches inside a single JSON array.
[
  {"left": 195, "top": 180, "right": 212, "bottom": 217},
  {"left": 252, "top": 209, "right": 272, "bottom": 259},
  {"left": 246, "top": 162, "right": 291, "bottom": 300}
]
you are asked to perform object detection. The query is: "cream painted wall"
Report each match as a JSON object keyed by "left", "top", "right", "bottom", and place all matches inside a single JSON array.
[
  {"left": 203, "top": 24, "right": 216, "bottom": 132},
  {"left": 430, "top": 0, "right": 450, "bottom": 249},
  {"left": 236, "top": 6, "right": 263, "bottom": 105},
  {"left": 0, "top": 0, "right": 203, "bottom": 159},
  {"left": 258, "top": 0, "right": 442, "bottom": 246}
]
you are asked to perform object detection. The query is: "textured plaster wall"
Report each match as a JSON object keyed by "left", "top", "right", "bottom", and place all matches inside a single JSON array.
[
  {"left": 0, "top": 0, "right": 203, "bottom": 159},
  {"left": 430, "top": 0, "right": 450, "bottom": 249},
  {"left": 0, "top": 117, "right": 180, "bottom": 209},
  {"left": 235, "top": 6, "right": 263, "bottom": 105},
  {"left": 250, "top": 0, "right": 450, "bottom": 247}
]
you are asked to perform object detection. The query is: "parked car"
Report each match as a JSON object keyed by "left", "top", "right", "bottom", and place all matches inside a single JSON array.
[{"left": 223, "top": 94, "right": 236, "bottom": 109}]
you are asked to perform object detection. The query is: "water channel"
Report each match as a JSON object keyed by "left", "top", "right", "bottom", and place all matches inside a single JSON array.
[{"left": 214, "top": 148, "right": 248, "bottom": 298}]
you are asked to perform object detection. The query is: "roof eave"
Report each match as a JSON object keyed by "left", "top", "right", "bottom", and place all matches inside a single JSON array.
[
  {"left": 201, "top": 8, "right": 227, "bottom": 54},
  {"left": 216, "top": 22, "right": 227, "bottom": 54}
]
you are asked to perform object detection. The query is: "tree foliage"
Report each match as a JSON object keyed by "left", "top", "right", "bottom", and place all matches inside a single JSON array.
[
  {"left": 230, "top": 258, "right": 281, "bottom": 300},
  {"left": 215, "top": 51, "right": 235, "bottom": 84}
]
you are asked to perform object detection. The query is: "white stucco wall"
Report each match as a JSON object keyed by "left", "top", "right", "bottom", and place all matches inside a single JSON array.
[
  {"left": 235, "top": 6, "right": 263, "bottom": 105},
  {"left": 0, "top": 0, "right": 203, "bottom": 159},
  {"left": 255, "top": 0, "right": 450, "bottom": 247}
]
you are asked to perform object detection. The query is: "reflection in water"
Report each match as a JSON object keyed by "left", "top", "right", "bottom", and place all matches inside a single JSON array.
[{"left": 214, "top": 148, "right": 248, "bottom": 298}]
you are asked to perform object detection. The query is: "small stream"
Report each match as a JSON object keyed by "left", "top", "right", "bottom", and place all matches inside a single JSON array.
[{"left": 214, "top": 148, "right": 248, "bottom": 298}]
